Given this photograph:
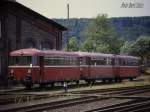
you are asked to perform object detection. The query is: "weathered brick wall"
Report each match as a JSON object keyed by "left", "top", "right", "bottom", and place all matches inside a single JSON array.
[
  {"left": 21, "top": 20, "right": 55, "bottom": 49},
  {"left": 7, "top": 14, "right": 16, "bottom": 51},
  {"left": 6, "top": 13, "right": 56, "bottom": 50}
]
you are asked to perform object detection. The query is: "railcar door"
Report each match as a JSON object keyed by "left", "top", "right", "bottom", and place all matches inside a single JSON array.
[
  {"left": 39, "top": 56, "right": 44, "bottom": 83},
  {"left": 80, "top": 57, "right": 91, "bottom": 81},
  {"left": 114, "top": 56, "right": 120, "bottom": 80},
  {"left": 87, "top": 57, "right": 91, "bottom": 79}
]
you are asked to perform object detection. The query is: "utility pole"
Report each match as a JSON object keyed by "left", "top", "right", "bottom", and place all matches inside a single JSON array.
[{"left": 66, "top": 3, "right": 69, "bottom": 51}]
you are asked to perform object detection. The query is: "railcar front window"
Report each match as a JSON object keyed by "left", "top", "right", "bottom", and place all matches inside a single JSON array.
[{"left": 10, "top": 56, "right": 32, "bottom": 65}]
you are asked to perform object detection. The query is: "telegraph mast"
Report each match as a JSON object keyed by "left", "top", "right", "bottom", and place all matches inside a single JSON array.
[{"left": 66, "top": 3, "right": 69, "bottom": 51}]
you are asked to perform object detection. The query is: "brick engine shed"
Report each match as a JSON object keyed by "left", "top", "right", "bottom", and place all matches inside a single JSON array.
[{"left": 0, "top": 0, "right": 67, "bottom": 86}]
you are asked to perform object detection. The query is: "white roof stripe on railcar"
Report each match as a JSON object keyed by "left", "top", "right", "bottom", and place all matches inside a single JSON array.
[
  {"left": 80, "top": 65, "right": 114, "bottom": 67},
  {"left": 44, "top": 65, "right": 80, "bottom": 68},
  {"left": 117, "top": 55, "right": 140, "bottom": 60},
  {"left": 8, "top": 66, "right": 40, "bottom": 68},
  {"left": 75, "top": 51, "right": 114, "bottom": 58},
  {"left": 42, "top": 50, "right": 79, "bottom": 57},
  {"left": 118, "top": 66, "right": 139, "bottom": 67}
]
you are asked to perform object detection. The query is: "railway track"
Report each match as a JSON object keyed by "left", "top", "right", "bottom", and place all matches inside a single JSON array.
[
  {"left": 100, "top": 86, "right": 150, "bottom": 96},
  {"left": 72, "top": 85, "right": 150, "bottom": 96},
  {"left": 1, "top": 85, "right": 150, "bottom": 112},
  {"left": 2, "top": 85, "right": 150, "bottom": 106},
  {"left": 0, "top": 94, "right": 50, "bottom": 105},
  {"left": 0, "top": 96, "right": 99, "bottom": 112},
  {"left": 85, "top": 98, "right": 150, "bottom": 112}
]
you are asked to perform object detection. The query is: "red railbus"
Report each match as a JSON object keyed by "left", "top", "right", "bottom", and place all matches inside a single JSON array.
[
  {"left": 9, "top": 48, "right": 141, "bottom": 88},
  {"left": 9, "top": 48, "right": 80, "bottom": 88},
  {"left": 9, "top": 48, "right": 42, "bottom": 88}
]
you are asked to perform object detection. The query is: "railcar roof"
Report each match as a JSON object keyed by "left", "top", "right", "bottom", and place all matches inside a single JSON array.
[
  {"left": 10, "top": 48, "right": 42, "bottom": 56},
  {"left": 76, "top": 51, "right": 114, "bottom": 58},
  {"left": 10, "top": 49, "right": 80, "bottom": 57},
  {"left": 10, "top": 48, "right": 140, "bottom": 60}
]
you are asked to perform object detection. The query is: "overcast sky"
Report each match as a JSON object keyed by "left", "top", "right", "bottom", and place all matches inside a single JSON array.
[{"left": 17, "top": 0, "right": 150, "bottom": 18}]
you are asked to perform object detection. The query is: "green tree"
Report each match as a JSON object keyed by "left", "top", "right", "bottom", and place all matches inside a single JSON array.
[
  {"left": 64, "top": 37, "right": 79, "bottom": 51},
  {"left": 120, "top": 41, "right": 133, "bottom": 54},
  {"left": 80, "top": 14, "right": 123, "bottom": 53},
  {"left": 129, "top": 36, "right": 150, "bottom": 59}
]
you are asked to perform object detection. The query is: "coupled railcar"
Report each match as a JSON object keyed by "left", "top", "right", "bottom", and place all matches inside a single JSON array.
[
  {"left": 9, "top": 48, "right": 41, "bottom": 87},
  {"left": 41, "top": 50, "right": 80, "bottom": 84},
  {"left": 78, "top": 52, "right": 115, "bottom": 83},
  {"left": 115, "top": 55, "right": 140, "bottom": 81},
  {"left": 9, "top": 48, "right": 140, "bottom": 88},
  {"left": 9, "top": 48, "right": 80, "bottom": 88},
  {"left": 78, "top": 52, "right": 140, "bottom": 82}
]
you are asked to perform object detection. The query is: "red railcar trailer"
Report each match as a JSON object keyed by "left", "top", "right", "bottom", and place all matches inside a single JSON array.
[
  {"left": 41, "top": 50, "right": 80, "bottom": 84},
  {"left": 115, "top": 55, "right": 140, "bottom": 81},
  {"left": 77, "top": 52, "right": 115, "bottom": 83}
]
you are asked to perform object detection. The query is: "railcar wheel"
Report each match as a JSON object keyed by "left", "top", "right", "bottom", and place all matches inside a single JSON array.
[
  {"left": 102, "top": 79, "right": 106, "bottom": 83},
  {"left": 129, "top": 78, "right": 133, "bottom": 81},
  {"left": 85, "top": 80, "right": 90, "bottom": 84},
  {"left": 51, "top": 83, "right": 54, "bottom": 87},
  {"left": 76, "top": 80, "right": 79, "bottom": 85},
  {"left": 118, "top": 78, "right": 122, "bottom": 82},
  {"left": 91, "top": 80, "right": 95, "bottom": 84},
  {"left": 115, "top": 78, "right": 121, "bottom": 82},
  {"left": 40, "top": 83, "right": 45, "bottom": 88},
  {"left": 108, "top": 79, "right": 112, "bottom": 83},
  {"left": 24, "top": 75, "right": 33, "bottom": 90},
  {"left": 114, "top": 78, "right": 117, "bottom": 82}
]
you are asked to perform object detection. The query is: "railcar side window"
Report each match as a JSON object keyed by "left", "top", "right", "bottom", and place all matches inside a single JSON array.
[
  {"left": 127, "top": 60, "right": 139, "bottom": 66},
  {"left": 91, "top": 58, "right": 107, "bottom": 65},
  {"left": 119, "top": 58, "right": 127, "bottom": 66},
  {"left": 79, "top": 57, "right": 87, "bottom": 65},
  {"left": 106, "top": 58, "right": 113, "bottom": 65},
  {"left": 44, "top": 57, "right": 78, "bottom": 65}
]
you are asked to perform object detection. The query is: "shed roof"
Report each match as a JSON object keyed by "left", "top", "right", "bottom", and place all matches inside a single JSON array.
[{"left": 0, "top": 0, "right": 67, "bottom": 31}]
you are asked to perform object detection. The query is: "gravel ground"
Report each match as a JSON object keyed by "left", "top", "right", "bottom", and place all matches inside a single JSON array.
[{"left": 47, "top": 98, "right": 131, "bottom": 112}]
